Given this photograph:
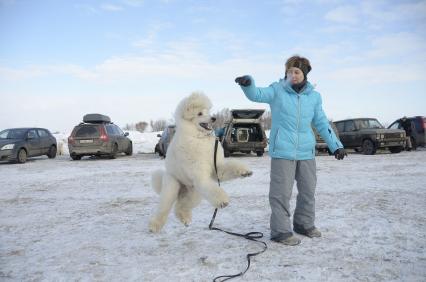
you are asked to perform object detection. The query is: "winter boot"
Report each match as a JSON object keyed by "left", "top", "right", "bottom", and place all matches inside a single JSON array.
[
  {"left": 271, "top": 234, "right": 301, "bottom": 246},
  {"left": 294, "top": 224, "right": 322, "bottom": 238}
]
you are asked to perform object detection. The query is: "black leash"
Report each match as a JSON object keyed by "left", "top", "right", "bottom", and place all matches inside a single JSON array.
[{"left": 209, "top": 138, "right": 267, "bottom": 282}]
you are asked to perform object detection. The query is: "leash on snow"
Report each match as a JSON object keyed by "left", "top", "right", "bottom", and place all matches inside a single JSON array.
[{"left": 208, "top": 138, "right": 268, "bottom": 282}]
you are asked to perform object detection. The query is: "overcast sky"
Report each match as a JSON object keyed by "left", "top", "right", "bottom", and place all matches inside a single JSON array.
[{"left": 1, "top": 0, "right": 425, "bottom": 132}]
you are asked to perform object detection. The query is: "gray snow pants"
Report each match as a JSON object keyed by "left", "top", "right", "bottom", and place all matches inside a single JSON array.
[{"left": 269, "top": 158, "right": 317, "bottom": 240}]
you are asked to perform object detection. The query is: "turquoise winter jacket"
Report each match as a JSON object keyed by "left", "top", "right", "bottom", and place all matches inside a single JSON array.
[{"left": 240, "top": 76, "right": 343, "bottom": 160}]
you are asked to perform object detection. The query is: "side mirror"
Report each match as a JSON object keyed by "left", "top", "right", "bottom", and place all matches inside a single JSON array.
[
  {"left": 124, "top": 132, "right": 129, "bottom": 137},
  {"left": 157, "top": 134, "right": 162, "bottom": 138}
]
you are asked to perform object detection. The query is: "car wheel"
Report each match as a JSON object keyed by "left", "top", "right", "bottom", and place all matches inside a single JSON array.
[
  {"left": 110, "top": 143, "right": 118, "bottom": 159},
  {"left": 256, "top": 150, "right": 264, "bottom": 157},
  {"left": 71, "top": 154, "right": 81, "bottom": 160},
  {"left": 389, "top": 146, "right": 403, "bottom": 153},
  {"left": 125, "top": 143, "right": 133, "bottom": 156},
  {"left": 47, "top": 145, "right": 57, "bottom": 158},
  {"left": 17, "top": 148, "right": 27, "bottom": 163},
  {"left": 362, "top": 139, "right": 376, "bottom": 155}
]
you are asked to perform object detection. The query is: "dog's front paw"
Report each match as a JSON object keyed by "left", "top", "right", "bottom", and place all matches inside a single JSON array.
[
  {"left": 211, "top": 189, "right": 229, "bottom": 209},
  {"left": 149, "top": 217, "right": 165, "bottom": 233}
]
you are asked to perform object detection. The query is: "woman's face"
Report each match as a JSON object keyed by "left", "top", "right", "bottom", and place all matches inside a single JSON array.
[{"left": 286, "top": 67, "right": 304, "bottom": 84}]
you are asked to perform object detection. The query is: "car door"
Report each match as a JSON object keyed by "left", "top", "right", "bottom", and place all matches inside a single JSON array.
[
  {"left": 26, "top": 129, "right": 42, "bottom": 156},
  {"left": 343, "top": 120, "right": 358, "bottom": 148},
  {"left": 37, "top": 129, "right": 50, "bottom": 154},
  {"left": 388, "top": 121, "right": 402, "bottom": 130},
  {"left": 114, "top": 125, "right": 127, "bottom": 151},
  {"left": 334, "top": 122, "right": 348, "bottom": 146}
]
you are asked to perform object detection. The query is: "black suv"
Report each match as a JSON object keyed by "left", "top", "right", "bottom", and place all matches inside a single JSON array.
[
  {"left": 388, "top": 116, "right": 425, "bottom": 149},
  {"left": 0, "top": 128, "right": 57, "bottom": 163},
  {"left": 333, "top": 118, "right": 406, "bottom": 155},
  {"left": 68, "top": 114, "right": 133, "bottom": 160},
  {"left": 220, "top": 109, "right": 267, "bottom": 157}
]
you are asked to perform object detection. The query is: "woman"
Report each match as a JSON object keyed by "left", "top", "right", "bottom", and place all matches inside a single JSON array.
[{"left": 235, "top": 55, "right": 346, "bottom": 246}]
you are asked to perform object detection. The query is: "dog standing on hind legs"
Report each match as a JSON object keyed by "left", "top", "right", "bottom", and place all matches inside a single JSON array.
[{"left": 149, "top": 92, "right": 253, "bottom": 233}]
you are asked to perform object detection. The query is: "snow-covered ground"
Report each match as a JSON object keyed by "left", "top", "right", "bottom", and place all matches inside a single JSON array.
[{"left": 1, "top": 149, "right": 425, "bottom": 281}]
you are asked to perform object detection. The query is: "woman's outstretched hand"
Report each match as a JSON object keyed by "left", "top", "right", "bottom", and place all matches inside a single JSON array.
[
  {"left": 235, "top": 75, "right": 251, "bottom": 86},
  {"left": 334, "top": 148, "right": 347, "bottom": 160}
]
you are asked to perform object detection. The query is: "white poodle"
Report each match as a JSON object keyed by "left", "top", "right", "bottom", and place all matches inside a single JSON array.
[{"left": 149, "top": 92, "right": 253, "bottom": 233}]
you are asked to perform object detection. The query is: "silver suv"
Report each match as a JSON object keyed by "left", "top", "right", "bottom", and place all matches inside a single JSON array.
[
  {"left": 220, "top": 109, "right": 268, "bottom": 157},
  {"left": 68, "top": 114, "right": 133, "bottom": 160}
]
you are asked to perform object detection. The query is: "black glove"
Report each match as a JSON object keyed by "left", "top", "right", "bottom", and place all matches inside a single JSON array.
[
  {"left": 235, "top": 75, "right": 251, "bottom": 87},
  {"left": 334, "top": 148, "right": 347, "bottom": 160}
]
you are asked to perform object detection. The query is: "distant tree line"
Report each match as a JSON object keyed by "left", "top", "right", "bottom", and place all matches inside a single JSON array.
[{"left": 123, "top": 109, "right": 272, "bottom": 132}]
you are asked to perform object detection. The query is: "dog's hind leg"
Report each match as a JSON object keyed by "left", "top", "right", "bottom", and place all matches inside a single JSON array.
[
  {"left": 149, "top": 173, "right": 180, "bottom": 233},
  {"left": 174, "top": 188, "right": 202, "bottom": 226}
]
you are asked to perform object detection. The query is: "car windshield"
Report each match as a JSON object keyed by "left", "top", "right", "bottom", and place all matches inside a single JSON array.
[
  {"left": 0, "top": 129, "right": 27, "bottom": 139},
  {"left": 356, "top": 119, "right": 384, "bottom": 129}
]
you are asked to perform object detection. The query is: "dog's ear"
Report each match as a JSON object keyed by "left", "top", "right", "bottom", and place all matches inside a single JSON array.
[
  {"left": 183, "top": 103, "right": 196, "bottom": 120},
  {"left": 177, "top": 92, "right": 212, "bottom": 121}
]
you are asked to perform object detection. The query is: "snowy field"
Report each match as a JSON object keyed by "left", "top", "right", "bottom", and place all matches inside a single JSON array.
[{"left": 1, "top": 149, "right": 426, "bottom": 281}]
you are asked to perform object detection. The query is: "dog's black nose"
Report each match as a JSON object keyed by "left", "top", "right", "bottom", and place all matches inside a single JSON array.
[{"left": 211, "top": 117, "right": 216, "bottom": 122}]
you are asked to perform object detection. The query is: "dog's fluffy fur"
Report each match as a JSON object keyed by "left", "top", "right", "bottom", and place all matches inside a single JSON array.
[{"left": 149, "top": 92, "right": 252, "bottom": 232}]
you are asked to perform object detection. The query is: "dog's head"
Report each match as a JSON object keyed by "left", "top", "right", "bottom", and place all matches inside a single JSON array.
[{"left": 175, "top": 92, "right": 216, "bottom": 134}]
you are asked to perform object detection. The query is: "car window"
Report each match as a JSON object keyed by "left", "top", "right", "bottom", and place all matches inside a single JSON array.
[
  {"left": 114, "top": 125, "right": 124, "bottom": 135},
  {"left": 0, "top": 130, "right": 8, "bottom": 139},
  {"left": 167, "top": 127, "right": 175, "bottom": 139},
  {"left": 334, "top": 122, "right": 344, "bottom": 133},
  {"left": 368, "top": 119, "right": 383, "bottom": 129},
  {"left": 344, "top": 121, "right": 356, "bottom": 132},
  {"left": 389, "top": 122, "right": 401, "bottom": 130},
  {"left": 106, "top": 125, "right": 116, "bottom": 136},
  {"left": 162, "top": 128, "right": 169, "bottom": 139},
  {"left": 0, "top": 129, "right": 28, "bottom": 139},
  {"left": 412, "top": 118, "right": 422, "bottom": 132},
  {"left": 356, "top": 119, "right": 383, "bottom": 129},
  {"left": 75, "top": 126, "right": 100, "bottom": 138},
  {"left": 27, "top": 129, "right": 38, "bottom": 139},
  {"left": 37, "top": 129, "right": 49, "bottom": 137}
]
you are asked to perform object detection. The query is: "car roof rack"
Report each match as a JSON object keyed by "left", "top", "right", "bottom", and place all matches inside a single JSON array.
[{"left": 82, "top": 114, "right": 111, "bottom": 124}]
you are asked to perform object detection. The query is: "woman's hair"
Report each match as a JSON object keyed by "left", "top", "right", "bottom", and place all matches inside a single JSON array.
[{"left": 285, "top": 55, "right": 312, "bottom": 77}]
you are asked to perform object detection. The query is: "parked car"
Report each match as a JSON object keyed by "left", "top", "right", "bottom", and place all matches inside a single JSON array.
[
  {"left": 333, "top": 118, "right": 406, "bottom": 155},
  {"left": 0, "top": 127, "right": 57, "bottom": 163},
  {"left": 221, "top": 109, "right": 268, "bottom": 157},
  {"left": 68, "top": 114, "right": 132, "bottom": 160},
  {"left": 388, "top": 116, "right": 426, "bottom": 149},
  {"left": 313, "top": 121, "right": 339, "bottom": 155},
  {"left": 154, "top": 125, "right": 176, "bottom": 157}
]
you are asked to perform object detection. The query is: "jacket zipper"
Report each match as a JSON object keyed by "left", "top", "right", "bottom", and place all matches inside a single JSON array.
[{"left": 295, "top": 95, "right": 301, "bottom": 159}]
